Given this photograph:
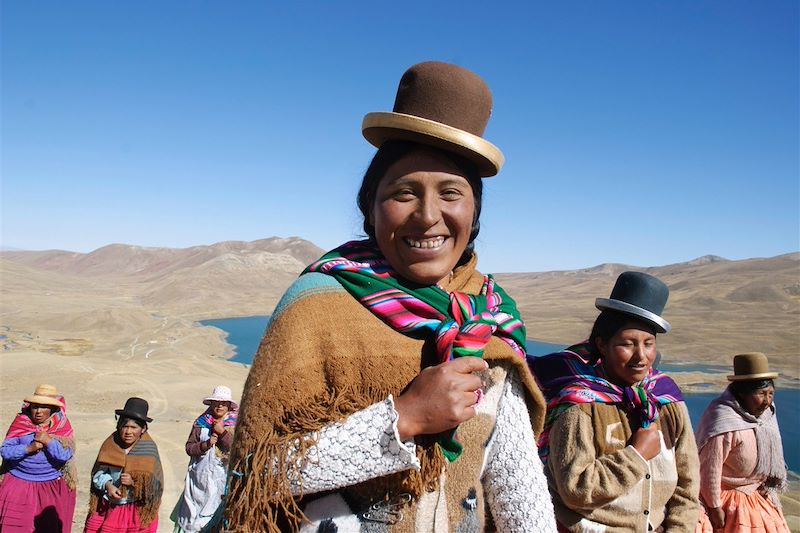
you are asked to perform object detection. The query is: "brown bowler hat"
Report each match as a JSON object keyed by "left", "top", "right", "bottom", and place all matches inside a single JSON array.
[
  {"left": 727, "top": 352, "right": 779, "bottom": 381},
  {"left": 362, "top": 61, "right": 504, "bottom": 177}
]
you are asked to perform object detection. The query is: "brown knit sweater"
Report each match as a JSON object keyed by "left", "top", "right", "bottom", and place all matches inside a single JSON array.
[{"left": 546, "top": 401, "right": 700, "bottom": 532}]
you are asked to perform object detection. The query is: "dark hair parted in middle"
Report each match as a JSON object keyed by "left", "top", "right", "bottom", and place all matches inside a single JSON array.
[
  {"left": 589, "top": 310, "right": 658, "bottom": 357},
  {"left": 116, "top": 416, "right": 147, "bottom": 431},
  {"left": 731, "top": 379, "right": 775, "bottom": 397},
  {"left": 357, "top": 140, "right": 483, "bottom": 268}
]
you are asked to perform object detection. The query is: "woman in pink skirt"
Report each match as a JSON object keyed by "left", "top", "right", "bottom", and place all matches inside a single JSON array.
[
  {"left": 0, "top": 384, "right": 77, "bottom": 532},
  {"left": 696, "top": 352, "right": 790, "bottom": 533},
  {"left": 84, "top": 397, "right": 163, "bottom": 533}
]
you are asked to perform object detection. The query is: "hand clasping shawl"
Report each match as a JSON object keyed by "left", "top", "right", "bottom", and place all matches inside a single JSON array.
[
  {"left": 87, "top": 432, "right": 163, "bottom": 527},
  {"left": 1, "top": 395, "right": 77, "bottom": 490},
  {"left": 226, "top": 241, "right": 545, "bottom": 532},
  {"left": 306, "top": 240, "right": 527, "bottom": 461},
  {"left": 529, "top": 342, "right": 682, "bottom": 463}
]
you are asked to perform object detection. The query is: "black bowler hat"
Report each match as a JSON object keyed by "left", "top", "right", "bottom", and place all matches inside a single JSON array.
[
  {"left": 114, "top": 397, "right": 153, "bottom": 423},
  {"left": 595, "top": 271, "right": 671, "bottom": 333}
]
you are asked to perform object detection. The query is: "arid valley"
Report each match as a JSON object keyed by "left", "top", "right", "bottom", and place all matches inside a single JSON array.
[{"left": 2, "top": 237, "right": 798, "bottom": 531}]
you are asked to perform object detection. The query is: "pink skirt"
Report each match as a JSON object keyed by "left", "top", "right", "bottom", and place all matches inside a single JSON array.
[
  {"left": 83, "top": 500, "right": 158, "bottom": 533},
  {"left": 0, "top": 473, "right": 76, "bottom": 532},
  {"left": 698, "top": 488, "right": 790, "bottom": 533}
]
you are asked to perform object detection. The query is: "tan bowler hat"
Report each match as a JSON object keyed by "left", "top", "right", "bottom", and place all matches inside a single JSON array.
[
  {"left": 727, "top": 352, "right": 779, "bottom": 381},
  {"left": 24, "top": 384, "right": 64, "bottom": 409},
  {"left": 362, "top": 61, "right": 504, "bottom": 177}
]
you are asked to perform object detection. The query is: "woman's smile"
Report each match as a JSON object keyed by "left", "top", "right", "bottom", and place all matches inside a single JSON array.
[{"left": 404, "top": 236, "right": 446, "bottom": 249}]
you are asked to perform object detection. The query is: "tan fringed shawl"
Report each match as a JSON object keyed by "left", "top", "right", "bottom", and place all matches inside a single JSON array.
[
  {"left": 225, "top": 256, "right": 545, "bottom": 532},
  {"left": 87, "top": 432, "right": 163, "bottom": 527}
]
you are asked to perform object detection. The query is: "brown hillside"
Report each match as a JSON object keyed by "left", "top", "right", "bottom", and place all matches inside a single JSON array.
[{"left": 495, "top": 253, "right": 800, "bottom": 377}]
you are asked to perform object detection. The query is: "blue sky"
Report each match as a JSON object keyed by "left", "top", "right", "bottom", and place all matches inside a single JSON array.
[{"left": 2, "top": 1, "right": 798, "bottom": 272}]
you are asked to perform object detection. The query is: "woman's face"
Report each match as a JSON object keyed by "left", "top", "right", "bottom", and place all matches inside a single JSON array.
[
  {"left": 596, "top": 322, "right": 658, "bottom": 386},
  {"left": 739, "top": 384, "right": 775, "bottom": 417},
  {"left": 28, "top": 403, "right": 53, "bottom": 425},
  {"left": 118, "top": 420, "right": 145, "bottom": 447},
  {"left": 372, "top": 148, "right": 476, "bottom": 285},
  {"left": 210, "top": 400, "right": 230, "bottom": 419}
]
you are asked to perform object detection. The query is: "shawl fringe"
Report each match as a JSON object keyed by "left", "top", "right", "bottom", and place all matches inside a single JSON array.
[
  {"left": 55, "top": 436, "right": 78, "bottom": 491},
  {"left": 226, "top": 384, "right": 445, "bottom": 532},
  {"left": 87, "top": 432, "right": 163, "bottom": 528}
]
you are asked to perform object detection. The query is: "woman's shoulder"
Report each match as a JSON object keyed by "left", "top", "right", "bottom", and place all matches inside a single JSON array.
[
  {"left": 659, "top": 400, "right": 690, "bottom": 419},
  {"left": 271, "top": 272, "right": 347, "bottom": 318}
]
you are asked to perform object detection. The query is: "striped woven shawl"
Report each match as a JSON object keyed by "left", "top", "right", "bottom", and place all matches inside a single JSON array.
[
  {"left": 87, "top": 432, "right": 163, "bottom": 527},
  {"left": 306, "top": 239, "right": 527, "bottom": 461},
  {"left": 529, "top": 342, "right": 683, "bottom": 463}
]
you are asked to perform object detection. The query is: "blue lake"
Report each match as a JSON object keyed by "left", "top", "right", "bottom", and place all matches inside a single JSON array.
[{"left": 201, "top": 315, "right": 799, "bottom": 472}]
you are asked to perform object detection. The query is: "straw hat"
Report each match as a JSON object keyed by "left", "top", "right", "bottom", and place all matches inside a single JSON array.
[
  {"left": 727, "top": 352, "right": 779, "bottom": 381},
  {"left": 362, "top": 61, "right": 504, "bottom": 177},
  {"left": 595, "top": 271, "right": 671, "bottom": 333},
  {"left": 203, "top": 385, "right": 238, "bottom": 410},
  {"left": 24, "top": 384, "right": 64, "bottom": 409}
]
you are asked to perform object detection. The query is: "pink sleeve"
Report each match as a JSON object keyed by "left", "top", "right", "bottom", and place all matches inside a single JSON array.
[{"left": 699, "top": 432, "right": 733, "bottom": 509}]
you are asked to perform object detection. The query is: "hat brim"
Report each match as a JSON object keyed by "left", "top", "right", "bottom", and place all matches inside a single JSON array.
[
  {"left": 595, "top": 298, "right": 671, "bottom": 334},
  {"left": 24, "top": 395, "right": 64, "bottom": 409},
  {"left": 362, "top": 112, "right": 504, "bottom": 177},
  {"left": 203, "top": 398, "right": 239, "bottom": 410},
  {"left": 115, "top": 409, "right": 153, "bottom": 423},
  {"left": 727, "top": 372, "right": 779, "bottom": 382}
]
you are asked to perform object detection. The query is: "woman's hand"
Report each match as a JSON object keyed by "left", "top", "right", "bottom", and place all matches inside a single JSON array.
[
  {"left": 105, "top": 481, "right": 123, "bottom": 502},
  {"left": 119, "top": 473, "right": 133, "bottom": 487},
  {"left": 394, "top": 356, "right": 488, "bottom": 440},
  {"left": 26, "top": 440, "right": 44, "bottom": 454},
  {"left": 708, "top": 506, "right": 726, "bottom": 530},
  {"left": 631, "top": 426, "right": 661, "bottom": 460},
  {"left": 207, "top": 433, "right": 219, "bottom": 448},
  {"left": 34, "top": 430, "right": 51, "bottom": 446},
  {"left": 213, "top": 418, "right": 226, "bottom": 435}
]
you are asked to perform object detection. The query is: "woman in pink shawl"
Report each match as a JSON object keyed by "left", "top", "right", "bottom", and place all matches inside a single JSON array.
[
  {"left": 0, "top": 383, "right": 77, "bottom": 532},
  {"left": 695, "top": 352, "right": 789, "bottom": 533}
]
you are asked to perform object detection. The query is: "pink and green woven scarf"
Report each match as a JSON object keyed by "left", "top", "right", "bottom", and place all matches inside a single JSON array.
[
  {"left": 305, "top": 240, "right": 527, "bottom": 461},
  {"left": 529, "top": 342, "right": 683, "bottom": 464}
]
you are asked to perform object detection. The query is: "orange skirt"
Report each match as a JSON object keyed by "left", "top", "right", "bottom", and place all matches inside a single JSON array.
[{"left": 697, "top": 488, "right": 789, "bottom": 533}]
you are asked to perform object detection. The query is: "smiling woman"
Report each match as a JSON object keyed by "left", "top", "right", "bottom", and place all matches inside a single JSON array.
[
  {"left": 529, "top": 271, "right": 700, "bottom": 532},
  {"left": 225, "top": 61, "right": 557, "bottom": 532}
]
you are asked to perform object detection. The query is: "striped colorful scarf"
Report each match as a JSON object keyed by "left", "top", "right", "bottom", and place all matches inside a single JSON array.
[
  {"left": 194, "top": 409, "right": 238, "bottom": 430},
  {"left": 528, "top": 342, "right": 683, "bottom": 463},
  {"left": 88, "top": 431, "right": 163, "bottom": 527},
  {"left": 305, "top": 240, "right": 526, "bottom": 461},
  {"left": 5, "top": 397, "right": 73, "bottom": 439}
]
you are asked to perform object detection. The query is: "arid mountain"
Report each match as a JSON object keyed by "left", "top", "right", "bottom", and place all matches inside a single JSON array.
[
  {"left": 1, "top": 236, "right": 322, "bottom": 281},
  {"left": 2, "top": 241, "right": 797, "bottom": 377},
  {"left": 0, "top": 237, "right": 324, "bottom": 331},
  {"left": 495, "top": 252, "right": 799, "bottom": 376}
]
